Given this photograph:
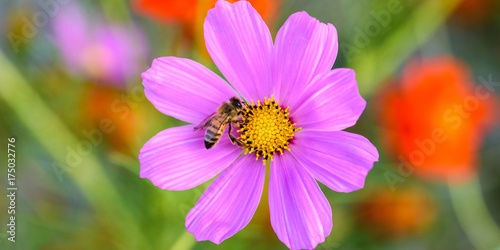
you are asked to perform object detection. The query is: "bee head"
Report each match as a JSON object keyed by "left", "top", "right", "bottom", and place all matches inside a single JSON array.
[{"left": 230, "top": 97, "right": 243, "bottom": 109}]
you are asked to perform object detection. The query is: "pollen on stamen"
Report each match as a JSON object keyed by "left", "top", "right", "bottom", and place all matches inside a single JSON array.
[{"left": 237, "top": 96, "right": 301, "bottom": 164}]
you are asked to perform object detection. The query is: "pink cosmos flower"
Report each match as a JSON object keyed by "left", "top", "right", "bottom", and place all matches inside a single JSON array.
[{"left": 139, "top": 1, "right": 378, "bottom": 249}]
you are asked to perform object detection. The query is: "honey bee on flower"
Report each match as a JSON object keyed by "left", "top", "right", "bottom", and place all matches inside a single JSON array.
[
  {"left": 193, "top": 96, "right": 246, "bottom": 149},
  {"left": 139, "top": 1, "right": 378, "bottom": 249}
]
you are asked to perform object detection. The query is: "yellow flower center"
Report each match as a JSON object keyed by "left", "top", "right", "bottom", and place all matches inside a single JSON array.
[{"left": 238, "top": 96, "right": 301, "bottom": 164}]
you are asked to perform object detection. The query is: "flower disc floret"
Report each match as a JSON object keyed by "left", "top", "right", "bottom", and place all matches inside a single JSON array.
[{"left": 238, "top": 96, "right": 301, "bottom": 163}]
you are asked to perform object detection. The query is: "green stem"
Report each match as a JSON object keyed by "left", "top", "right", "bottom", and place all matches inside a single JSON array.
[
  {"left": 352, "top": 0, "right": 461, "bottom": 95},
  {"left": 169, "top": 231, "right": 196, "bottom": 250},
  {"left": 0, "top": 50, "right": 145, "bottom": 247},
  {"left": 448, "top": 176, "right": 500, "bottom": 250}
]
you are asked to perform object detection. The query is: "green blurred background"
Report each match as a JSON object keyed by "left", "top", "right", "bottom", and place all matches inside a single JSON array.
[{"left": 1, "top": 0, "right": 500, "bottom": 249}]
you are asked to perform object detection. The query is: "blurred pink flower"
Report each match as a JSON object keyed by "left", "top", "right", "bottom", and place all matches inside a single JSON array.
[
  {"left": 51, "top": 2, "right": 147, "bottom": 86},
  {"left": 139, "top": 1, "right": 378, "bottom": 249}
]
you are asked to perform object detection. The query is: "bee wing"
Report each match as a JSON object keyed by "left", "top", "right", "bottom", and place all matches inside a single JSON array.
[
  {"left": 194, "top": 112, "right": 218, "bottom": 131},
  {"left": 214, "top": 113, "right": 231, "bottom": 134}
]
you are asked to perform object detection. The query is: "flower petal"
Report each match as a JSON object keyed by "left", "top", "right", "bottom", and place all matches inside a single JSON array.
[
  {"left": 141, "top": 57, "right": 236, "bottom": 124},
  {"left": 139, "top": 125, "right": 241, "bottom": 190},
  {"left": 204, "top": 0, "right": 273, "bottom": 101},
  {"left": 269, "top": 153, "right": 332, "bottom": 250},
  {"left": 186, "top": 155, "right": 265, "bottom": 244},
  {"left": 273, "top": 11, "right": 338, "bottom": 106},
  {"left": 291, "top": 69, "right": 366, "bottom": 131},
  {"left": 292, "top": 130, "right": 378, "bottom": 193}
]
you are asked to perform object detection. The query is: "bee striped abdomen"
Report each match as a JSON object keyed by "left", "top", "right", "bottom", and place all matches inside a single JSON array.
[{"left": 204, "top": 117, "right": 225, "bottom": 149}]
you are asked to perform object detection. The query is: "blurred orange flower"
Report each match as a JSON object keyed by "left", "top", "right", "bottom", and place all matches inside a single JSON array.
[
  {"left": 80, "top": 84, "right": 142, "bottom": 155},
  {"left": 378, "top": 56, "right": 499, "bottom": 182},
  {"left": 355, "top": 187, "right": 436, "bottom": 238},
  {"left": 453, "top": 0, "right": 498, "bottom": 26},
  {"left": 133, "top": 0, "right": 281, "bottom": 34}
]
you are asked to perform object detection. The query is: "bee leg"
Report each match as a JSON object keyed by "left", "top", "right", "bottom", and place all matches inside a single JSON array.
[
  {"left": 233, "top": 119, "right": 245, "bottom": 128},
  {"left": 228, "top": 123, "right": 244, "bottom": 146}
]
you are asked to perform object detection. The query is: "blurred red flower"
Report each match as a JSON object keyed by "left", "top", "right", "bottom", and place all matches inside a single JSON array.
[
  {"left": 133, "top": 0, "right": 280, "bottom": 34},
  {"left": 453, "top": 0, "right": 498, "bottom": 26},
  {"left": 355, "top": 186, "right": 437, "bottom": 238},
  {"left": 377, "top": 56, "right": 499, "bottom": 182}
]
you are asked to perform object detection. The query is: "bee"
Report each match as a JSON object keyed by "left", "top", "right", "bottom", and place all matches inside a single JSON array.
[{"left": 194, "top": 97, "right": 246, "bottom": 149}]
